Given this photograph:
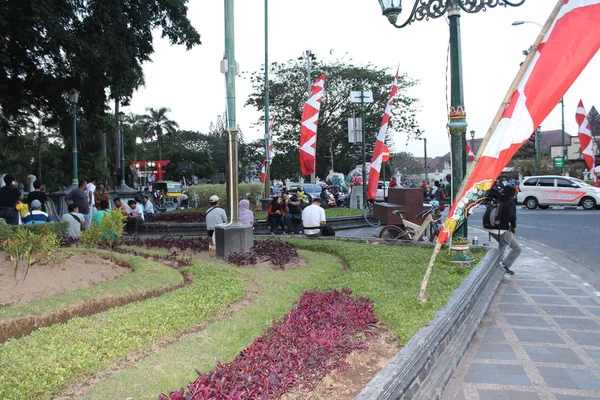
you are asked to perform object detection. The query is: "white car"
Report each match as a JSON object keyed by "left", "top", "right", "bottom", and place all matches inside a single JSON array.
[{"left": 516, "top": 175, "right": 600, "bottom": 210}]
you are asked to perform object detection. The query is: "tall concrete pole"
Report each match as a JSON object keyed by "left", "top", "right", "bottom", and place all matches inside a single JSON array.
[
  {"left": 225, "top": 0, "right": 239, "bottom": 221},
  {"left": 263, "top": 0, "right": 271, "bottom": 196}
]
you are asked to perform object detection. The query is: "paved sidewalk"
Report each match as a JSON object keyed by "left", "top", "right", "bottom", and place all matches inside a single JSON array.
[{"left": 441, "top": 237, "right": 600, "bottom": 400}]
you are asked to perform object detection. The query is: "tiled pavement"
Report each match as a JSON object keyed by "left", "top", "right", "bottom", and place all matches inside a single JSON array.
[{"left": 441, "top": 241, "right": 600, "bottom": 400}]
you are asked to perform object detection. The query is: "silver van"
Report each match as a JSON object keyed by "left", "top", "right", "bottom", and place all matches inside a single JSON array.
[{"left": 516, "top": 175, "right": 600, "bottom": 210}]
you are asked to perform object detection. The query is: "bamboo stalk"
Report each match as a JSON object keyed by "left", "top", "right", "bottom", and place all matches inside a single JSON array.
[
  {"left": 418, "top": 0, "right": 565, "bottom": 303},
  {"left": 419, "top": 241, "right": 443, "bottom": 302}
]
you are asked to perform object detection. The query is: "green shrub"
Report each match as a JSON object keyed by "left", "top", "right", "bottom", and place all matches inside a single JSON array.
[
  {"left": 185, "top": 183, "right": 264, "bottom": 209},
  {"left": 82, "top": 209, "right": 126, "bottom": 248},
  {"left": 0, "top": 221, "right": 68, "bottom": 242}
]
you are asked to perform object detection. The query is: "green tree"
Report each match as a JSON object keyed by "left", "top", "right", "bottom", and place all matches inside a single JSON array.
[
  {"left": 142, "top": 107, "right": 179, "bottom": 161},
  {"left": 389, "top": 152, "right": 425, "bottom": 178},
  {"left": 245, "top": 57, "right": 421, "bottom": 179}
]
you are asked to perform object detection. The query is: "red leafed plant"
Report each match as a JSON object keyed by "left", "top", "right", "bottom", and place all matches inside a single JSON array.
[
  {"left": 159, "top": 288, "right": 378, "bottom": 400},
  {"left": 146, "top": 212, "right": 206, "bottom": 223},
  {"left": 122, "top": 236, "right": 211, "bottom": 253}
]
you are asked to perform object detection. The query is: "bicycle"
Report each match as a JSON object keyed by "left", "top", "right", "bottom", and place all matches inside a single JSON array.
[
  {"left": 378, "top": 206, "right": 442, "bottom": 242},
  {"left": 363, "top": 200, "right": 381, "bottom": 227}
]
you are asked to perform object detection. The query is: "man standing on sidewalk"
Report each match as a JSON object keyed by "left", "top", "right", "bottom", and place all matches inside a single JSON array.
[{"left": 485, "top": 185, "right": 521, "bottom": 275}]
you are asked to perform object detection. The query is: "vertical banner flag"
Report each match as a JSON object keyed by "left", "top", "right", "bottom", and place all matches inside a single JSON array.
[
  {"left": 260, "top": 160, "right": 267, "bottom": 184},
  {"left": 466, "top": 141, "right": 475, "bottom": 161},
  {"left": 576, "top": 100, "right": 598, "bottom": 186},
  {"left": 438, "top": 0, "right": 600, "bottom": 245},
  {"left": 299, "top": 74, "right": 326, "bottom": 175},
  {"left": 267, "top": 116, "right": 276, "bottom": 165},
  {"left": 367, "top": 68, "right": 399, "bottom": 200}
]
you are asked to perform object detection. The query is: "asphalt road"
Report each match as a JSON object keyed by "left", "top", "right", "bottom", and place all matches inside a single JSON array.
[
  {"left": 503, "top": 206, "right": 600, "bottom": 290},
  {"left": 339, "top": 205, "right": 600, "bottom": 290}
]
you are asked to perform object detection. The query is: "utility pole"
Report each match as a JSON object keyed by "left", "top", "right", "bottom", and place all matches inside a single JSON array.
[
  {"left": 263, "top": 0, "right": 270, "bottom": 197},
  {"left": 423, "top": 137, "right": 428, "bottom": 182},
  {"left": 361, "top": 89, "right": 367, "bottom": 204},
  {"left": 561, "top": 97, "right": 566, "bottom": 174}
]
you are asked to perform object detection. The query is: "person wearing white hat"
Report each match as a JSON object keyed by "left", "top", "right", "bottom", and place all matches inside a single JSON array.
[
  {"left": 205, "top": 195, "right": 227, "bottom": 240},
  {"left": 23, "top": 199, "right": 52, "bottom": 224}
]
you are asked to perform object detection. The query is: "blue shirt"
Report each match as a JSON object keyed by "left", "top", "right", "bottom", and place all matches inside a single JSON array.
[{"left": 23, "top": 210, "right": 51, "bottom": 224}]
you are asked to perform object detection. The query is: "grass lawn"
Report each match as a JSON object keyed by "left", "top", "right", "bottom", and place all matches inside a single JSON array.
[
  {"left": 0, "top": 239, "right": 482, "bottom": 400},
  {"left": 0, "top": 249, "right": 182, "bottom": 321},
  {"left": 82, "top": 240, "right": 479, "bottom": 399},
  {"left": 0, "top": 262, "right": 245, "bottom": 400}
]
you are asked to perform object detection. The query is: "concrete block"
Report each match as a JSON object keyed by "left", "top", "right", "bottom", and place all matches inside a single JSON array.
[{"left": 215, "top": 224, "right": 253, "bottom": 259}]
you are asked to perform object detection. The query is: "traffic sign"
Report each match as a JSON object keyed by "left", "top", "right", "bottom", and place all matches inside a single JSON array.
[
  {"left": 553, "top": 157, "right": 565, "bottom": 168},
  {"left": 349, "top": 91, "right": 373, "bottom": 104}
]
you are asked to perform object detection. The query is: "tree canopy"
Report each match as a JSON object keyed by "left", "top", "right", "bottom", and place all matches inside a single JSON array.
[{"left": 245, "top": 57, "right": 422, "bottom": 179}]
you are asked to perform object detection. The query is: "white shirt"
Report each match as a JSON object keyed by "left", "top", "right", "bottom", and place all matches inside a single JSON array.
[
  {"left": 62, "top": 212, "right": 84, "bottom": 238},
  {"left": 130, "top": 204, "right": 145, "bottom": 221},
  {"left": 144, "top": 200, "right": 155, "bottom": 214},
  {"left": 86, "top": 183, "right": 96, "bottom": 210},
  {"left": 302, "top": 204, "right": 326, "bottom": 235}
]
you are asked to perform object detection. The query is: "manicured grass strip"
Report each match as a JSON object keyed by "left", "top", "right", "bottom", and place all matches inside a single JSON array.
[
  {"left": 288, "top": 239, "right": 481, "bottom": 342},
  {"left": 83, "top": 250, "right": 343, "bottom": 400},
  {"left": 0, "top": 262, "right": 246, "bottom": 400},
  {"left": 162, "top": 289, "right": 377, "bottom": 400},
  {"left": 0, "top": 249, "right": 183, "bottom": 321}
]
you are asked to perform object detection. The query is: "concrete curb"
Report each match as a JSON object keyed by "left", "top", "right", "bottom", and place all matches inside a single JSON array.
[{"left": 355, "top": 248, "right": 502, "bottom": 400}]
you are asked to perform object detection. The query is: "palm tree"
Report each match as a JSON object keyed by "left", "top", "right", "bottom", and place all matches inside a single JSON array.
[{"left": 142, "top": 107, "right": 179, "bottom": 160}]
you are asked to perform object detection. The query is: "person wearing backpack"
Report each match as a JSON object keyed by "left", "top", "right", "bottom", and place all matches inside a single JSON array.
[{"left": 483, "top": 185, "right": 520, "bottom": 275}]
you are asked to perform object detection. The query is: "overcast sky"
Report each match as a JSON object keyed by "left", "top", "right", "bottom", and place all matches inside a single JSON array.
[{"left": 124, "top": 0, "right": 599, "bottom": 164}]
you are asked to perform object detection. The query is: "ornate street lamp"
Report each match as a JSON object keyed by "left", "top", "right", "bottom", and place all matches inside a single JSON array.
[
  {"left": 68, "top": 89, "right": 80, "bottom": 187},
  {"left": 375, "top": 0, "right": 526, "bottom": 263},
  {"left": 470, "top": 129, "right": 476, "bottom": 150},
  {"left": 118, "top": 111, "right": 126, "bottom": 187}
]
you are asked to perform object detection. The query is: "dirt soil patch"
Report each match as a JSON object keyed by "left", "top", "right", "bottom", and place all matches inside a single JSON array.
[
  {"left": 282, "top": 325, "right": 401, "bottom": 400},
  {"left": 0, "top": 252, "right": 131, "bottom": 308}
]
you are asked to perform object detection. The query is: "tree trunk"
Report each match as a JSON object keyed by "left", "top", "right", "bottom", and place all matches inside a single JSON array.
[{"left": 101, "top": 126, "right": 107, "bottom": 170}]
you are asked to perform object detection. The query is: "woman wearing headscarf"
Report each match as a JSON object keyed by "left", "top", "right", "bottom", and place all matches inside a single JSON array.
[{"left": 239, "top": 199, "right": 254, "bottom": 226}]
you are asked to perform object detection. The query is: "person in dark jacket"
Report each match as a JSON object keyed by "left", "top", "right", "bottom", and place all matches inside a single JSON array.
[{"left": 485, "top": 185, "right": 521, "bottom": 275}]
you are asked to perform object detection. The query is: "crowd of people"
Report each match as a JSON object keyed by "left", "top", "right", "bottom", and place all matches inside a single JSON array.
[{"left": 0, "top": 175, "right": 156, "bottom": 239}]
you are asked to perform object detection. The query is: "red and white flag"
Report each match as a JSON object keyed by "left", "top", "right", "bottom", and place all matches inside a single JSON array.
[
  {"left": 466, "top": 141, "right": 475, "bottom": 161},
  {"left": 368, "top": 68, "right": 399, "bottom": 200},
  {"left": 438, "top": 0, "right": 600, "bottom": 245},
  {"left": 260, "top": 160, "right": 267, "bottom": 184},
  {"left": 267, "top": 116, "right": 276, "bottom": 165},
  {"left": 576, "top": 100, "right": 598, "bottom": 186},
  {"left": 299, "top": 74, "right": 326, "bottom": 175}
]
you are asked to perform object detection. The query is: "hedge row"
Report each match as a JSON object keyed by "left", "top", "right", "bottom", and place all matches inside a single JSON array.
[
  {"left": 185, "top": 183, "right": 265, "bottom": 209},
  {"left": 0, "top": 219, "right": 68, "bottom": 241}
]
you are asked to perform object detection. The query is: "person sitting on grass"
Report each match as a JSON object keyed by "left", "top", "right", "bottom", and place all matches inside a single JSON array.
[
  {"left": 23, "top": 199, "right": 52, "bottom": 224},
  {"left": 126, "top": 199, "right": 144, "bottom": 235}
]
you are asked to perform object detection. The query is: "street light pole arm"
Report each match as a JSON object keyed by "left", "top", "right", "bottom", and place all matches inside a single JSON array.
[{"left": 387, "top": 0, "right": 526, "bottom": 28}]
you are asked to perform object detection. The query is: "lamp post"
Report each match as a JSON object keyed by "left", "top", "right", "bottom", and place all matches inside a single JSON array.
[
  {"left": 469, "top": 129, "right": 475, "bottom": 150},
  {"left": 375, "top": 0, "right": 525, "bottom": 263},
  {"left": 118, "top": 111, "right": 126, "bottom": 187},
  {"left": 148, "top": 161, "right": 155, "bottom": 187},
  {"left": 135, "top": 163, "right": 140, "bottom": 188},
  {"left": 68, "top": 89, "right": 80, "bottom": 187}
]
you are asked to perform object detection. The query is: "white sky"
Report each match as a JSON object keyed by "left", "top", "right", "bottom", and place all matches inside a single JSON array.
[{"left": 125, "top": 0, "right": 599, "bottom": 161}]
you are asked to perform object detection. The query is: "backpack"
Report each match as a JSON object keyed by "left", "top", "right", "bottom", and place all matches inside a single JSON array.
[{"left": 482, "top": 202, "right": 504, "bottom": 230}]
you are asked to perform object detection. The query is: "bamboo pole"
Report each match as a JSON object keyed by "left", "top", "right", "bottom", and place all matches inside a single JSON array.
[{"left": 417, "top": 0, "right": 565, "bottom": 303}]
